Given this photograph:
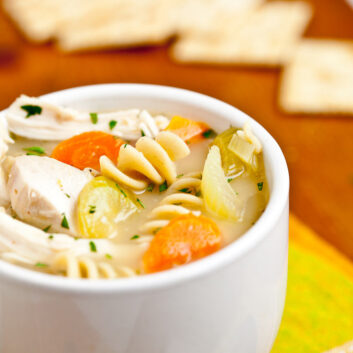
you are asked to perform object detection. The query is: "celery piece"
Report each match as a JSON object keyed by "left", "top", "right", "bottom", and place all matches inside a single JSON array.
[
  {"left": 201, "top": 146, "right": 243, "bottom": 221},
  {"left": 212, "top": 127, "right": 245, "bottom": 177},
  {"left": 228, "top": 134, "right": 256, "bottom": 165}
]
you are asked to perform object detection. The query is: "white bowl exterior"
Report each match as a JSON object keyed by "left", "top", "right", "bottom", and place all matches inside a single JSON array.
[{"left": 0, "top": 84, "right": 289, "bottom": 353}]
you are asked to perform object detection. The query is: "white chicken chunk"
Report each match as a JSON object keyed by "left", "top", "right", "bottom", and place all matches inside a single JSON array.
[
  {"left": 7, "top": 156, "right": 92, "bottom": 236},
  {"left": 0, "top": 208, "right": 148, "bottom": 267},
  {"left": 0, "top": 166, "right": 9, "bottom": 207},
  {"left": 0, "top": 114, "right": 14, "bottom": 160},
  {"left": 5, "top": 95, "right": 169, "bottom": 141}
]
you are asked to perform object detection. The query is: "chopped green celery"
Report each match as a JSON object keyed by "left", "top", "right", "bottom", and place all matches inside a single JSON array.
[
  {"left": 201, "top": 146, "right": 243, "bottom": 221},
  {"left": 78, "top": 176, "right": 139, "bottom": 239},
  {"left": 212, "top": 127, "right": 245, "bottom": 177},
  {"left": 228, "top": 133, "right": 256, "bottom": 167}
]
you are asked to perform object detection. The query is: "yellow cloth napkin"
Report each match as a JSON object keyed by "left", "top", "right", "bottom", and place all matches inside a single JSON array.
[{"left": 271, "top": 215, "right": 353, "bottom": 353}]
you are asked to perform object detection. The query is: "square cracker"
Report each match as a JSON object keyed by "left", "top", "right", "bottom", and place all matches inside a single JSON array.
[
  {"left": 279, "top": 39, "right": 353, "bottom": 114},
  {"left": 323, "top": 340, "right": 353, "bottom": 353},
  {"left": 172, "top": 1, "right": 312, "bottom": 66},
  {"left": 56, "top": 0, "right": 181, "bottom": 51},
  {"left": 3, "top": 0, "right": 180, "bottom": 49},
  {"left": 2, "top": 0, "right": 83, "bottom": 42},
  {"left": 175, "top": 0, "right": 264, "bottom": 36}
]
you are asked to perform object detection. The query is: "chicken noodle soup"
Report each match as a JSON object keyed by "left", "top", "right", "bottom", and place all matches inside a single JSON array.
[{"left": 0, "top": 96, "right": 269, "bottom": 279}]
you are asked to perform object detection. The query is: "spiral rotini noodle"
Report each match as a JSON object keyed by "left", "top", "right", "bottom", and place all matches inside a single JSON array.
[
  {"left": 137, "top": 172, "right": 203, "bottom": 242},
  {"left": 53, "top": 253, "right": 137, "bottom": 279},
  {"left": 100, "top": 131, "right": 190, "bottom": 191}
]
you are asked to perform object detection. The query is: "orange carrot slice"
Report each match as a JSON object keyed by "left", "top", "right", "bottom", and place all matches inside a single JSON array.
[
  {"left": 143, "top": 214, "right": 222, "bottom": 273},
  {"left": 165, "top": 116, "right": 211, "bottom": 144},
  {"left": 51, "top": 132, "right": 124, "bottom": 171}
]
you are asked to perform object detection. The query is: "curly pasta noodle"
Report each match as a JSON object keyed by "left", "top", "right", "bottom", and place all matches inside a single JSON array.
[
  {"left": 53, "top": 253, "right": 137, "bottom": 279},
  {"left": 137, "top": 172, "right": 203, "bottom": 242},
  {"left": 100, "top": 131, "right": 190, "bottom": 190}
]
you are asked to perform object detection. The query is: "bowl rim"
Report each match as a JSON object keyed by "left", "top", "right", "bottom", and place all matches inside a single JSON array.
[{"left": 0, "top": 83, "right": 289, "bottom": 294}]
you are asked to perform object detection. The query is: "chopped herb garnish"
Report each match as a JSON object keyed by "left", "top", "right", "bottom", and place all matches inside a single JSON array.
[
  {"left": 123, "top": 143, "right": 128, "bottom": 148},
  {"left": 136, "top": 198, "right": 145, "bottom": 208},
  {"left": 61, "top": 214, "right": 69, "bottom": 229},
  {"left": 159, "top": 181, "right": 168, "bottom": 192},
  {"left": 21, "top": 105, "right": 42, "bottom": 118},
  {"left": 147, "top": 183, "right": 154, "bottom": 192},
  {"left": 116, "top": 183, "right": 127, "bottom": 197},
  {"left": 43, "top": 225, "right": 51, "bottom": 233},
  {"left": 35, "top": 262, "right": 47, "bottom": 268},
  {"left": 153, "top": 227, "right": 162, "bottom": 235},
  {"left": 257, "top": 182, "right": 264, "bottom": 191},
  {"left": 202, "top": 129, "right": 216, "bottom": 139},
  {"left": 23, "top": 146, "right": 45, "bottom": 156},
  {"left": 64, "top": 193, "right": 71, "bottom": 198},
  {"left": 177, "top": 174, "right": 184, "bottom": 178},
  {"left": 109, "top": 120, "right": 117, "bottom": 130},
  {"left": 179, "top": 188, "right": 192, "bottom": 194},
  {"left": 90, "top": 112, "right": 98, "bottom": 124},
  {"left": 88, "top": 205, "right": 96, "bottom": 214},
  {"left": 141, "top": 129, "right": 146, "bottom": 137},
  {"left": 227, "top": 178, "right": 233, "bottom": 183},
  {"left": 89, "top": 241, "right": 97, "bottom": 252},
  {"left": 48, "top": 235, "right": 54, "bottom": 240},
  {"left": 195, "top": 190, "right": 201, "bottom": 197},
  {"left": 105, "top": 254, "right": 113, "bottom": 260},
  {"left": 131, "top": 235, "right": 140, "bottom": 240},
  {"left": 235, "top": 192, "right": 239, "bottom": 195}
]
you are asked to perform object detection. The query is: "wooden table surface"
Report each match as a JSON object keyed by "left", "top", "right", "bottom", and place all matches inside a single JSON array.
[{"left": 0, "top": 0, "right": 352, "bottom": 259}]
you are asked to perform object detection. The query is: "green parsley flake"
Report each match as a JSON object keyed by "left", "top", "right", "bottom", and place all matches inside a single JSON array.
[
  {"left": 141, "top": 129, "right": 146, "bottom": 137},
  {"left": 153, "top": 227, "right": 162, "bottom": 235},
  {"left": 23, "top": 146, "right": 45, "bottom": 156},
  {"left": 179, "top": 188, "right": 192, "bottom": 194},
  {"left": 136, "top": 198, "right": 145, "bottom": 208},
  {"left": 21, "top": 105, "right": 42, "bottom": 118},
  {"left": 35, "top": 262, "right": 47, "bottom": 268},
  {"left": 116, "top": 184, "right": 127, "bottom": 197},
  {"left": 105, "top": 254, "right": 113, "bottom": 260},
  {"left": 177, "top": 174, "right": 184, "bottom": 178},
  {"left": 61, "top": 214, "right": 69, "bottom": 229},
  {"left": 123, "top": 143, "right": 128, "bottom": 148},
  {"left": 65, "top": 193, "right": 71, "bottom": 198},
  {"left": 109, "top": 120, "right": 117, "bottom": 130},
  {"left": 227, "top": 178, "right": 233, "bottom": 183},
  {"left": 48, "top": 235, "right": 54, "bottom": 240},
  {"left": 202, "top": 129, "right": 217, "bottom": 139},
  {"left": 147, "top": 183, "right": 154, "bottom": 192},
  {"left": 88, "top": 205, "right": 96, "bottom": 214},
  {"left": 43, "top": 225, "right": 51, "bottom": 233},
  {"left": 257, "top": 182, "right": 264, "bottom": 191},
  {"left": 131, "top": 235, "right": 140, "bottom": 240},
  {"left": 89, "top": 241, "right": 97, "bottom": 252},
  {"left": 90, "top": 112, "right": 98, "bottom": 124},
  {"left": 159, "top": 181, "right": 168, "bottom": 192}
]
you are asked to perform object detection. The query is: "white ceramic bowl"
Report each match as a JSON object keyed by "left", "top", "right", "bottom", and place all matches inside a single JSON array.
[{"left": 0, "top": 84, "right": 289, "bottom": 353}]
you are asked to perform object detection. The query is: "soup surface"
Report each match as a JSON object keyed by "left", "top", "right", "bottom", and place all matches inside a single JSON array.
[{"left": 0, "top": 95, "right": 268, "bottom": 279}]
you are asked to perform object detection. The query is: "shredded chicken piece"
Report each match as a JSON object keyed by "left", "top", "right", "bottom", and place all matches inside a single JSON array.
[{"left": 5, "top": 95, "right": 170, "bottom": 141}]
